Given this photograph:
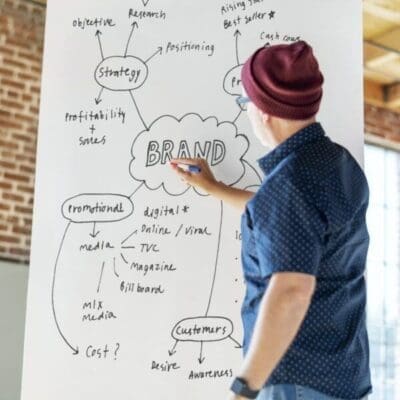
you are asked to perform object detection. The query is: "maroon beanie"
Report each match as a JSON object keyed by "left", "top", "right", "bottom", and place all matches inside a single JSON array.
[{"left": 241, "top": 40, "right": 324, "bottom": 120}]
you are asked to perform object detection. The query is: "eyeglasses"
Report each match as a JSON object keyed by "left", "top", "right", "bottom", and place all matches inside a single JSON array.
[{"left": 235, "top": 95, "right": 251, "bottom": 106}]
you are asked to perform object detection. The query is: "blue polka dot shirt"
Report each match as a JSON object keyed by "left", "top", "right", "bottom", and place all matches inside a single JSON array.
[{"left": 240, "top": 122, "right": 372, "bottom": 399}]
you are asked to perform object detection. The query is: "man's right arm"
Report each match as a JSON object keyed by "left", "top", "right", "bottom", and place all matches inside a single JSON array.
[
  {"left": 208, "top": 181, "right": 255, "bottom": 213},
  {"left": 169, "top": 157, "right": 256, "bottom": 212}
]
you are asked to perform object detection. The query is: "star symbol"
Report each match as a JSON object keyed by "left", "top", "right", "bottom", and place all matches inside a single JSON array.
[
  {"left": 269, "top": 10, "right": 275, "bottom": 19},
  {"left": 183, "top": 205, "right": 190, "bottom": 213}
]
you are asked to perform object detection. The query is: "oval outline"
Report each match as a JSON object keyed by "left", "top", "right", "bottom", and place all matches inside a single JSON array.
[{"left": 94, "top": 55, "right": 149, "bottom": 92}]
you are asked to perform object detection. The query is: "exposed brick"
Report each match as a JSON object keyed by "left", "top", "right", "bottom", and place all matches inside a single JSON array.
[
  {"left": 0, "top": 150, "right": 16, "bottom": 160},
  {"left": 16, "top": 184, "right": 33, "bottom": 194},
  {"left": 30, "top": 65, "right": 41, "bottom": 74},
  {"left": 0, "top": 160, "right": 16, "bottom": 170},
  {"left": 2, "top": 191, "right": 25, "bottom": 202},
  {"left": 27, "top": 126, "right": 38, "bottom": 135},
  {"left": 0, "top": 223, "right": 9, "bottom": 231},
  {"left": 365, "top": 104, "right": 400, "bottom": 142},
  {"left": 23, "top": 217, "right": 32, "bottom": 225},
  {"left": 18, "top": 72, "right": 37, "bottom": 81},
  {"left": 21, "top": 93, "right": 32, "bottom": 101},
  {"left": 0, "top": 67, "right": 14, "bottom": 76},
  {"left": 14, "top": 205, "right": 32, "bottom": 214},
  {"left": 15, "top": 154, "right": 33, "bottom": 163},
  {"left": 3, "top": 57, "right": 27, "bottom": 70},
  {"left": 0, "top": 181, "right": 13, "bottom": 190},
  {"left": 19, "top": 164, "right": 35, "bottom": 174},
  {"left": 0, "top": 203, "right": 11, "bottom": 211},
  {"left": 11, "top": 132, "right": 33, "bottom": 143},
  {"left": 18, "top": 51, "right": 41, "bottom": 63},
  {"left": 7, "top": 90, "right": 19, "bottom": 98},
  {"left": 4, "top": 171, "right": 30, "bottom": 183},
  {"left": 0, "top": 138, "right": 19, "bottom": 150},
  {"left": 6, "top": 37, "right": 31, "bottom": 51},
  {"left": 1, "top": 98, "right": 24, "bottom": 109},
  {"left": 385, "top": 133, "right": 400, "bottom": 143},
  {"left": 15, "top": 113, "right": 34, "bottom": 123},
  {"left": 12, "top": 224, "right": 31, "bottom": 235},
  {"left": 1, "top": 78, "right": 25, "bottom": 90},
  {"left": 0, "top": 45, "right": 15, "bottom": 56},
  {"left": 9, "top": 247, "right": 30, "bottom": 256},
  {"left": 0, "top": 234, "right": 20, "bottom": 243},
  {"left": 0, "top": 119, "right": 24, "bottom": 129},
  {"left": 0, "top": 110, "right": 12, "bottom": 119},
  {"left": 6, "top": 215, "right": 20, "bottom": 224},
  {"left": 30, "top": 85, "right": 40, "bottom": 94},
  {"left": 22, "top": 144, "right": 36, "bottom": 154},
  {"left": 16, "top": 3, "right": 28, "bottom": 13}
]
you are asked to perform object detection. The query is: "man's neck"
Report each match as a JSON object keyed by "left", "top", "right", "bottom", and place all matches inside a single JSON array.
[{"left": 271, "top": 117, "right": 317, "bottom": 148}]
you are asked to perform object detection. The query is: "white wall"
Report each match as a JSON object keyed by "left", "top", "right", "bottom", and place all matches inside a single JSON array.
[{"left": 0, "top": 260, "right": 28, "bottom": 400}]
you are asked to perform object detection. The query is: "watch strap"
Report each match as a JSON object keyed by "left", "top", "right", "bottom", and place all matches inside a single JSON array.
[{"left": 230, "top": 377, "right": 260, "bottom": 399}]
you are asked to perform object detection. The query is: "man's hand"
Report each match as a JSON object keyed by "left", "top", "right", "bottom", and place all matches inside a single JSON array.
[
  {"left": 169, "top": 157, "right": 218, "bottom": 194},
  {"left": 169, "top": 157, "right": 256, "bottom": 212}
]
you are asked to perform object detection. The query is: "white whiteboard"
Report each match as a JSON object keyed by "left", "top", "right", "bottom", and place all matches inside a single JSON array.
[{"left": 21, "top": 1, "right": 363, "bottom": 399}]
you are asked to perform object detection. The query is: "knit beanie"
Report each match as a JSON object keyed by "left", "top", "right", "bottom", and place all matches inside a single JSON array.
[{"left": 241, "top": 40, "right": 324, "bottom": 120}]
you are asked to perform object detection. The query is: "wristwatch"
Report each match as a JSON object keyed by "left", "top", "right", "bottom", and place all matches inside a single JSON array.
[{"left": 230, "top": 377, "right": 260, "bottom": 399}]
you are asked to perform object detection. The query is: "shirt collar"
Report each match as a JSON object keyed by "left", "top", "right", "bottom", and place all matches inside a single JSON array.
[{"left": 257, "top": 121, "right": 326, "bottom": 175}]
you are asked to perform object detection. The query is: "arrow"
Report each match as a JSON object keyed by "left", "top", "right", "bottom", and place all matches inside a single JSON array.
[
  {"left": 234, "top": 29, "right": 241, "bottom": 65},
  {"left": 128, "top": 181, "right": 145, "bottom": 199},
  {"left": 232, "top": 108, "right": 242, "bottom": 124},
  {"left": 95, "top": 87, "right": 104, "bottom": 105},
  {"left": 168, "top": 340, "right": 178, "bottom": 356},
  {"left": 97, "top": 261, "right": 105, "bottom": 293},
  {"left": 198, "top": 341, "right": 205, "bottom": 364},
  {"left": 228, "top": 335, "right": 243, "bottom": 349},
  {"left": 95, "top": 30, "right": 104, "bottom": 60},
  {"left": 129, "top": 90, "right": 149, "bottom": 131},
  {"left": 89, "top": 222, "right": 100, "bottom": 238},
  {"left": 124, "top": 22, "right": 139, "bottom": 57},
  {"left": 145, "top": 46, "right": 162, "bottom": 63},
  {"left": 121, "top": 230, "right": 139, "bottom": 246},
  {"left": 51, "top": 222, "right": 79, "bottom": 355},
  {"left": 141, "top": 0, "right": 150, "bottom": 6},
  {"left": 113, "top": 257, "right": 119, "bottom": 278},
  {"left": 120, "top": 252, "right": 129, "bottom": 264},
  {"left": 204, "top": 200, "right": 223, "bottom": 316}
]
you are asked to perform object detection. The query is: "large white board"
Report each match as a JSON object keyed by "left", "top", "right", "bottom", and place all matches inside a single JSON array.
[{"left": 21, "top": 1, "right": 363, "bottom": 399}]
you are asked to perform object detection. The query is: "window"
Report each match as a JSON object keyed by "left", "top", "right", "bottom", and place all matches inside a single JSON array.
[{"left": 365, "top": 143, "right": 400, "bottom": 400}]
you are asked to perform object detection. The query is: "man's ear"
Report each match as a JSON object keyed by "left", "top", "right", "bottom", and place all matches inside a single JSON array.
[{"left": 261, "top": 111, "right": 270, "bottom": 125}]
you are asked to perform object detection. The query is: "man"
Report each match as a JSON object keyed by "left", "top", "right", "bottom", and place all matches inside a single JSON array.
[{"left": 170, "top": 40, "right": 372, "bottom": 400}]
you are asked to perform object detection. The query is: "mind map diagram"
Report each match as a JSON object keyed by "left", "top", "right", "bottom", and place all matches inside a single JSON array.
[{"left": 49, "top": 0, "right": 291, "bottom": 376}]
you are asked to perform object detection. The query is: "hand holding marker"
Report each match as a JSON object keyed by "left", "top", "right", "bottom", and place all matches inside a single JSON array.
[
  {"left": 169, "top": 158, "right": 219, "bottom": 194},
  {"left": 169, "top": 161, "right": 201, "bottom": 174}
]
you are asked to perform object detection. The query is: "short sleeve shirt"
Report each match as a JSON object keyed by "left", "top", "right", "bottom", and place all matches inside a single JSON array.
[{"left": 240, "top": 122, "right": 372, "bottom": 399}]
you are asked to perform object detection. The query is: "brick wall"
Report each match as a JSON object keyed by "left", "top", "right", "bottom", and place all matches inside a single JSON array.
[
  {"left": 0, "top": 0, "right": 45, "bottom": 263},
  {"left": 365, "top": 103, "right": 400, "bottom": 143},
  {"left": 0, "top": 0, "right": 399, "bottom": 264}
]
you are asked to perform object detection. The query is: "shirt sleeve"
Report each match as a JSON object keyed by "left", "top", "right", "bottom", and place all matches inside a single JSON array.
[{"left": 252, "top": 180, "right": 327, "bottom": 276}]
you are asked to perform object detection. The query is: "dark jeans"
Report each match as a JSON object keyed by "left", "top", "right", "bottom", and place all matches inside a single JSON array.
[{"left": 257, "top": 384, "right": 369, "bottom": 400}]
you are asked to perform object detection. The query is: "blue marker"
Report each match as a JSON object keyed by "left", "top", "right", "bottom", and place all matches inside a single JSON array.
[{"left": 170, "top": 162, "right": 201, "bottom": 174}]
